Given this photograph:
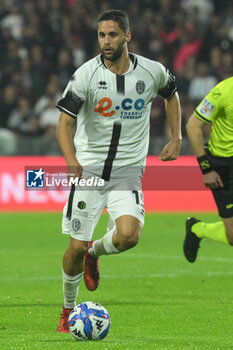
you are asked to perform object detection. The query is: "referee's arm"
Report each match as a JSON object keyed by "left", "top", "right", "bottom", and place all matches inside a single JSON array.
[
  {"left": 186, "top": 113, "right": 206, "bottom": 157},
  {"left": 186, "top": 113, "right": 223, "bottom": 189}
]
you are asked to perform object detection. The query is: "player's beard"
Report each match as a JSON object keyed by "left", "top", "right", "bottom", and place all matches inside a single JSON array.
[{"left": 101, "top": 38, "right": 126, "bottom": 62}]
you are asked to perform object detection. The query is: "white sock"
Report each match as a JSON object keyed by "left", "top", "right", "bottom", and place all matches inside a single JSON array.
[
  {"left": 62, "top": 270, "right": 83, "bottom": 308},
  {"left": 89, "top": 227, "right": 121, "bottom": 257}
]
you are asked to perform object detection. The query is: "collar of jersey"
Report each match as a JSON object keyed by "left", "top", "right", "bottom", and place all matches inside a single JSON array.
[{"left": 100, "top": 53, "right": 138, "bottom": 75}]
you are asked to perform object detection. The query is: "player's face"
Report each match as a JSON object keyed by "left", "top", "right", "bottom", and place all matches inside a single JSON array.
[{"left": 98, "top": 20, "right": 131, "bottom": 62}]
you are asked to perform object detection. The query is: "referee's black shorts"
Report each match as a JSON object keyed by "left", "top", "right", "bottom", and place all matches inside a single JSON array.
[{"left": 207, "top": 150, "right": 233, "bottom": 218}]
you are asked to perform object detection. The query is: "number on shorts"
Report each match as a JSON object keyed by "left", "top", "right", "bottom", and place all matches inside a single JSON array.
[{"left": 132, "top": 190, "right": 139, "bottom": 205}]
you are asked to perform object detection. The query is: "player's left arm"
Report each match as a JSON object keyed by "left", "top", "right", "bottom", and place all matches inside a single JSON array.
[{"left": 159, "top": 92, "right": 182, "bottom": 161}]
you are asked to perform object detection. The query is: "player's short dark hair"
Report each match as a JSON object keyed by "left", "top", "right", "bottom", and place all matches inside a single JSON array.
[{"left": 97, "top": 9, "right": 130, "bottom": 34}]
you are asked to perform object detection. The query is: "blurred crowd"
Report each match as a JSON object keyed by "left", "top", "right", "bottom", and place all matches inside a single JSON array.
[{"left": 0, "top": 0, "right": 232, "bottom": 155}]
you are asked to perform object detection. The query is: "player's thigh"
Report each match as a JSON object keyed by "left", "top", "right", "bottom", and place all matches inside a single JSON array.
[
  {"left": 212, "top": 187, "right": 233, "bottom": 216},
  {"left": 106, "top": 190, "right": 145, "bottom": 237},
  {"left": 62, "top": 186, "right": 106, "bottom": 241},
  {"left": 222, "top": 217, "right": 233, "bottom": 245},
  {"left": 210, "top": 156, "right": 233, "bottom": 216}
]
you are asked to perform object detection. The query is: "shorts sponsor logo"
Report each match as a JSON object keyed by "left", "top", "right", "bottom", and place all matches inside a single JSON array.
[
  {"left": 77, "top": 210, "right": 88, "bottom": 218},
  {"left": 78, "top": 201, "right": 87, "bottom": 209},
  {"left": 226, "top": 203, "right": 233, "bottom": 209},
  {"left": 26, "top": 168, "right": 44, "bottom": 188},
  {"left": 72, "top": 218, "right": 81, "bottom": 232},
  {"left": 77, "top": 201, "right": 88, "bottom": 217}
]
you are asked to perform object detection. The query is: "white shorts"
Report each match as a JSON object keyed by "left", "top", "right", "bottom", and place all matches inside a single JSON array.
[{"left": 62, "top": 185, "right": 145, "bottom": 241}]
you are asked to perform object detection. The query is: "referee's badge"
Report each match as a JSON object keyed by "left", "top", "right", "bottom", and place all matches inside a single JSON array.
[{"left": 136, "top": 80, "right": 145, "bottom": 94}]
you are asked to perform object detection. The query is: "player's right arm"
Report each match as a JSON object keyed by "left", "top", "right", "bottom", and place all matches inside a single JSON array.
[
  {"left": 56, "top": 63, "right": 90, "bottom": 180},
  {"left": 186, "top": 113, "right": 223, "bottom": 189},
  {"left": 56, "top": 111, "right": 83, "bottom": 179}
]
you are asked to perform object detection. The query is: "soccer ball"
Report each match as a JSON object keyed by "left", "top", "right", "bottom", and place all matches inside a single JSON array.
[{"left": 68, "top": 301, "right": 111, "bottom": 341}]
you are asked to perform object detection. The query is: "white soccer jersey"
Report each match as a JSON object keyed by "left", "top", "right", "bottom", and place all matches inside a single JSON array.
[{"left": 57, "top": 53, "right": 176, "bottom": 180}]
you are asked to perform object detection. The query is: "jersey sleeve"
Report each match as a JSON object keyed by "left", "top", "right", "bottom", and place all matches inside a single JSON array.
[
  {"left": 156, "top": 63, "right": 177, "bottom": 100},
  {"left": 56, "top": 66, "right": 88, "bottom": 119},
  {"left": 194, "top": 86, "right": 222, "bottom": 124}
]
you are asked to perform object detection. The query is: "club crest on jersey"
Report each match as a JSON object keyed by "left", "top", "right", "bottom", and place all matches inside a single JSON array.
[{"left": 136, "top": 80, "right": 145, "bottom": 94}]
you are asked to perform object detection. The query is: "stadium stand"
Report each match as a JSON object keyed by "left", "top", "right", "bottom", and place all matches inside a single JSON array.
[{"left": 0, "top": 0, "right": 232, "bottom": 155}]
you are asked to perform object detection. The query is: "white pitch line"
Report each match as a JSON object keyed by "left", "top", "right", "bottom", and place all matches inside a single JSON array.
[
  {"left": 122, "top": 253, "right": 233, "bottom": 263},
  {"left": 1, "top": 270, "right": 233, "bottom": 281},
  {"left": 103, "top": 271, "right": 233, "bottom": 278},
  {"left": 1, "top": 251, "right": 233, "bottom": 264}
]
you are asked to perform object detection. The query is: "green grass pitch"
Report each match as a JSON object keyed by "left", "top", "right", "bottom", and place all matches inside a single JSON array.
[{"left": 0, "top": 212, "right": 233, "bottom": 350}]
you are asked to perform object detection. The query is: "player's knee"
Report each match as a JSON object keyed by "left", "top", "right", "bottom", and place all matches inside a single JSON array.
[
  {"left": 118, "top": 222, "right": 141, "bottom": 248},
  {"left": 69, "top": 239, "right": 88, "bottom": 258}
]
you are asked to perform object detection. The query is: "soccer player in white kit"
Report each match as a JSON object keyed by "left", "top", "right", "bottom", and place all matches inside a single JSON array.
[{"left": 56, "top": 9, "right": 182, "bottom": 333}]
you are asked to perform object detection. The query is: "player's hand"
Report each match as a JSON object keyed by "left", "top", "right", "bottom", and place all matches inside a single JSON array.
[
  {"left": 159, "top": 139, "right": 182, "bottom": 161},
  {"left": 67, "top": 161, "right": 83, "bottom": 182},
  {"left": 203, "top": 170, "right": 224, "bottom": 189}
]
